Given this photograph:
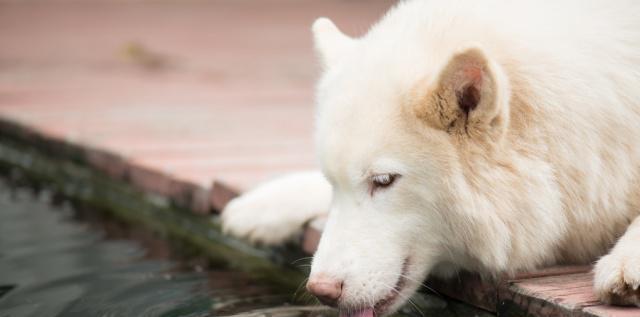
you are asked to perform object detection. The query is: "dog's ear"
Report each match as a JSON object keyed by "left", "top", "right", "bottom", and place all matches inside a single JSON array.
[
  {"left": 417, "top": 47, "right": 510, "bottom": 137},
  {"left": 312, "top": 18, "right": 354, "bottom": 67}
]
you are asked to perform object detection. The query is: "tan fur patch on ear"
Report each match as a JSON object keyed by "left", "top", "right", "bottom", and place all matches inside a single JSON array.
[
  {"left": 411, "top": 47, "right": 510, "bottom": 139},
  {"left": 411, "top": 79, "right": 464, "bottom": 133}
]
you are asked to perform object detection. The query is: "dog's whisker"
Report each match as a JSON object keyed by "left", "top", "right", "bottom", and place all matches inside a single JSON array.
[{"left": 291, "top": 257, "right": 314, "bottom": 265}]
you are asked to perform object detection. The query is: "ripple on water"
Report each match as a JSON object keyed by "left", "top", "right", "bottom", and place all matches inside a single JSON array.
[{"left": 0, "top": 181, "right": 290, "bottom": 317}]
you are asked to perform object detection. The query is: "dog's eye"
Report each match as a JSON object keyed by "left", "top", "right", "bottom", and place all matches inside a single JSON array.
[{"left": 370, "top": 173, "right": 400, "bottom": 195}]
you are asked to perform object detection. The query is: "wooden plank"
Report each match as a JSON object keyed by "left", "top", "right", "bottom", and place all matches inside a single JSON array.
[
  {"left": 512, "top": 265, "right": 592, "bottom": 280},
  {"left": 499, "top": 273, "right": 601, "bottom": 317},
  {"left": 584, "top": 305, "right": 640, "bottom": 317}
]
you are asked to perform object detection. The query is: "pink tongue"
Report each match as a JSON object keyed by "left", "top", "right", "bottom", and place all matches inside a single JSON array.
[{"left": 340, "top": 308, "right": 374, "bottom": 317}]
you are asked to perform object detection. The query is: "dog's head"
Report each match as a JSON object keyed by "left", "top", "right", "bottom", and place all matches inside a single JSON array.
[{"left": 307, "top": 17, "right": 512, "bottom": 316}]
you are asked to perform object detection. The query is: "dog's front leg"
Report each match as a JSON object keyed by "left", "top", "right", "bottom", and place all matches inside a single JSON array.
[
  {"left": 221, "top": 171, "right": 331, "bottom": 246},
  {"left": 594, "top": 216, "right": 640, "bottom": 306}
]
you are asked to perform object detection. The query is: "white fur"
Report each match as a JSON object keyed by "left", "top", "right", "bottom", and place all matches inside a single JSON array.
[
  {"left": 223, "top": 0, "right": 640, "bottom": 314},
  {"left": 221, "top": 171, "right": 331, "bottom": 245}
]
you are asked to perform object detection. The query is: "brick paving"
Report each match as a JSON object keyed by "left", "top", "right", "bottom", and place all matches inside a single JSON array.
[{"left": 0, "top": 0, "right": 393, "bottom": 191}]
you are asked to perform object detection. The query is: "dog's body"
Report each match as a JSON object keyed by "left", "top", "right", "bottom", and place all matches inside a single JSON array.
[{"left": 223, "top": 0, "right": 640, "bottom": 314}]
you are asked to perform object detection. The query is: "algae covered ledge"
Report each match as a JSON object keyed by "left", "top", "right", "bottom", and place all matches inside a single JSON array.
[
  {"left": 0, "top": 121, "right": 494, "bottom": 317},
  {"left": 0, "top": 124, "right": 308, "bottom": 294}
]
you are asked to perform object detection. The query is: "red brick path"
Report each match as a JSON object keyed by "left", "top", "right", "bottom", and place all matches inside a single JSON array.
[{"left": 0, "top": 0, "right": 393, "bottom": 191}]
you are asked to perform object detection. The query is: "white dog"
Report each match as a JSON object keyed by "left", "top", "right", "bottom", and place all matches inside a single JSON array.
[{"left": 222, "top": 0, "right": 640, "bottom": 315}]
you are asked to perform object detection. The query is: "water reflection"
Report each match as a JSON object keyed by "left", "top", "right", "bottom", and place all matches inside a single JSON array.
[{"left": 0, "top": 182, "right": 288, "bottom": 317}]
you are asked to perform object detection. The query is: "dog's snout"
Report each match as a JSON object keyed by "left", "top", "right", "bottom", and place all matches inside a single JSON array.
[{"left": 306, "top": 274, "right": 343, "bottom": 307}]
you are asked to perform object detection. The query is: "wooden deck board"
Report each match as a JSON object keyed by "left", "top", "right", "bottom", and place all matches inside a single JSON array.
[{"left": 1, "top": 1, "right": 639, "bottom": 316}]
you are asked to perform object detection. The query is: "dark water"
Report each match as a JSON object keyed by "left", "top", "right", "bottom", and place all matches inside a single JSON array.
[{"left": 0, "top": 182, "right": 292, "bottom": 317}]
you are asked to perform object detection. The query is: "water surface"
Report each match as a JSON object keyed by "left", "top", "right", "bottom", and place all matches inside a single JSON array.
[{"left": 0, "top": 181, "right": 293, "bottom": 317}]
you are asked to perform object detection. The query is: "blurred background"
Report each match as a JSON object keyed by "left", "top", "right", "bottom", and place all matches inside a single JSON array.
[{"left": 0, "top": 0, "right": 395, "bottom": 190}]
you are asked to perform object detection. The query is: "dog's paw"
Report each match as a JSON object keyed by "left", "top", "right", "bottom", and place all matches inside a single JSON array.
[
  {"left": 221, "top": 192, "right": 307, "bottom": 246},
  {"left": 594, "top": 252, "right": 640, "bottom": 306},
  {"left": 220, "top": 171, "right": 331, "bottom": 246}
]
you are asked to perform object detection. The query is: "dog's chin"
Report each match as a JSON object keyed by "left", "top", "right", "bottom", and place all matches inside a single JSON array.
[
  {"left": 338, "top": 280, "right": 413, "bottom": 317},
  {"left": 339, "top": 258, "right": 415, "bottom": 317}
]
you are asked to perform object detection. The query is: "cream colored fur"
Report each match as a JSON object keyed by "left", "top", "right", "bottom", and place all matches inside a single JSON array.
[{"left": 222, "top": 0, "right": 640, "bottom": 313}]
